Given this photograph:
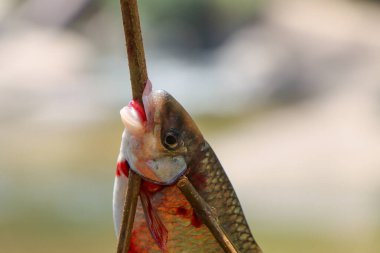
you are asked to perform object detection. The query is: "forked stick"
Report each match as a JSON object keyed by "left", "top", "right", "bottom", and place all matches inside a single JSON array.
[{"left": 116, "top": 1, "right": 240, "bottom": 252}]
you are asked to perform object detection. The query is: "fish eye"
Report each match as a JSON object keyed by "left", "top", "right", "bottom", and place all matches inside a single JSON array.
[{"left": 164, "top": 131, "right": 179, "bottom": 150}]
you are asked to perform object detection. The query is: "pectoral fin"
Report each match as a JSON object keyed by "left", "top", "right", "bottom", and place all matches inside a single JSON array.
[{"left": 140, "top": 188, "right": 168, "bottom": 252}]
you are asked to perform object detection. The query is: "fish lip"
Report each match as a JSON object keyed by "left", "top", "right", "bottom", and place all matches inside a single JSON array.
[{"left": 120, "top": 101, "right": 146, "bottom": 133}]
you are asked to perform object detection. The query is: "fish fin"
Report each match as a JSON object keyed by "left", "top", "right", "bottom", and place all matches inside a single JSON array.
[
  {"left": 143, "top": 79, "right": 152, "bottom": 98},
  {"left": 140, "top": 188, "right": 168, "bottom": 252},
  {"left": 142, "top": 80, "right": 154, "bottom": 124}
]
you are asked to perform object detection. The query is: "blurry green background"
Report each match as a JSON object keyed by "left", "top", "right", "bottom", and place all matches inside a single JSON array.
[{"left": 1, "top": 0, "right": 380, "bottom": 252}]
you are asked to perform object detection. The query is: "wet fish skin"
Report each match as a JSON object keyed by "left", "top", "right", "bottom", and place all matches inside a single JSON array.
[
  {"left": 114, "top": 85, "right": 262, "bottom": 252},
  {"left": 187, "top": 142, "right": 262, "bottom": 253}
]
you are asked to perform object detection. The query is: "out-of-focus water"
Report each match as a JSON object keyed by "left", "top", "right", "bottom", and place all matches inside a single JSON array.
[{"left": 1, "top": 0, "right": 380, "bottom": 252}]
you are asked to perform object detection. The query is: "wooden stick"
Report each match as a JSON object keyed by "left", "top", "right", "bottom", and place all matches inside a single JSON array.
[
  {"left": 120, "top": 0, "right": 148, "bottom": 104},
  {"left": 117, "top": 1, "right": 242, "bottom": 253},
  {"left": 117, "top": 172, "right": 142, "bottom": 253},
  {"left": 177, "top": 176, "right": 240, "bottom": 253},
  {"left": 117, "top": 0, "right": 148, "bottom": 252}
]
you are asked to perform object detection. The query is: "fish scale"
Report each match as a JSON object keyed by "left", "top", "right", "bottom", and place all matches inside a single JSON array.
[
  {"left": 113, "top": 87, "right": 262, "bottom": 252},
  {"left": 188, "top": 142, "right": 261, "bottom": 253},
  {"left": 123, "top": 142, "right": 261, "bottom": 252}
]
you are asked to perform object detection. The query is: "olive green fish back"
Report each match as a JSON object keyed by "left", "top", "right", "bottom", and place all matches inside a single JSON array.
[{"left": 188, "top": 142, "right": 262, "bottom": 253}]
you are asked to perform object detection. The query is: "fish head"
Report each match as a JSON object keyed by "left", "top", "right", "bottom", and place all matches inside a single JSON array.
[{"left": 120, "top": 81, "right": 203, "bottom": 185}]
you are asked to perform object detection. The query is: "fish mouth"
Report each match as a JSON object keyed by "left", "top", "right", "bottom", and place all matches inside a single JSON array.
[
  {"left": 120, "top": 80, "right": 152, "bottom": 133},
  {"left": 121, "top": 81, "right": 187, "bottom": 185},
  {"left": 120, "top": 100, "right": 146, "bottom": 134}
]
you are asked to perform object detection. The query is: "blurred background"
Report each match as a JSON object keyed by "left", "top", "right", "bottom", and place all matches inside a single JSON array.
[{"left": 1, "top": 0, "right": 380, "bottom": 252}]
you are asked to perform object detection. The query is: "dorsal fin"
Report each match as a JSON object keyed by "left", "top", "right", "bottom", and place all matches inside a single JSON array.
[{"left": 140, "top": 188, "right": 168, "bottom": 252}]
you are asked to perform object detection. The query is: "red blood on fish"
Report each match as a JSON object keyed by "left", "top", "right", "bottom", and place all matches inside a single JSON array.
[
  {"left": 189, "top": 172, "right": 207, "bottom": 190},
  {"left": 191, "top": 212, "right": 202, "bottom": 228},
  {"left": 128, "top": 99, "right": 147, "bottom": 122},
  {"left": 142, "top": 181, "right": 163, "bottom": 193},
  {"left": 116, "top": 160, "right": 130, "bottom": 177},
  {"left": 128, "top": 233, "right": 138, "bottom": 253},
  {"left": 176, "top": 206, "right": 203, "bottom": 228},
  {"left": 176, "top": 206, "right": 189, "bottom": 216},
  {"left": 128, "top": 230, "right": 152, "bottom": 253}
]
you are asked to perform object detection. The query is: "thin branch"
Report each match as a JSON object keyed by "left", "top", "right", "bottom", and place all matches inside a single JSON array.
[
  {"left": 117, "top": 0, "right": 147, "bottom": 252},
  {"left": 117, "top": 172, "right": 142, "bottom": 253},
  {"left": 117, "top": 1, "right": 247, "bottom": 253},
  {"left": 177, "top": 176, "right": 240, "bottom": 253},
  {"left": 120, "top": 0, "right": 148, "bottom": 103}
]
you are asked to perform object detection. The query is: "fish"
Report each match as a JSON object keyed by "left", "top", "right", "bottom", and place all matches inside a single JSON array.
[{"left": 113, "top": 81, "right": 262, "bottom": 253}]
